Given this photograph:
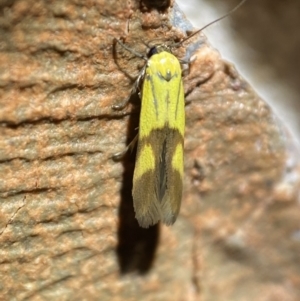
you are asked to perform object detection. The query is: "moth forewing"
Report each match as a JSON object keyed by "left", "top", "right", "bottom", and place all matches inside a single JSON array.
[{"left": 132, "top": 47, "right": 185, "bottom": 228}]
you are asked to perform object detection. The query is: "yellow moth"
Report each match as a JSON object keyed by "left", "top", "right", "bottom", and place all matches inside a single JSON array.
[
  {"left": 113, "top": 0, "right": 247, "bottom": 228},
  {"left": 131, "top": 45, "right": 185, "bottom": 228}
]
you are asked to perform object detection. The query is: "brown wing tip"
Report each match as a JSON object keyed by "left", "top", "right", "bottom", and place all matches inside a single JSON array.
[
  {"left": 136, "top": 212, "right": 177, "bottom": 228},
  {"left": 136, "top": 214, "right": 160, "bottom": 228},
  {"left": 161, "top": 214, "right": 177, "bottom": 226}
]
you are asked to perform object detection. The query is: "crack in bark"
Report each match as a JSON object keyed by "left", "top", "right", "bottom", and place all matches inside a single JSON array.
[{"left": 0, "top": 195, "right": 26, "bottom": 236}]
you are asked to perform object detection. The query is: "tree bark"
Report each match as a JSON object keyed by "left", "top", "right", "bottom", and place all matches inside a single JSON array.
[{"left": 0, "top": 0, "right": 299, "bottom": 300}]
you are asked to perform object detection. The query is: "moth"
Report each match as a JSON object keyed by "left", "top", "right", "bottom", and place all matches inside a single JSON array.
[{"left": 113, "top": 0, "right": 247, "bottom": 228}]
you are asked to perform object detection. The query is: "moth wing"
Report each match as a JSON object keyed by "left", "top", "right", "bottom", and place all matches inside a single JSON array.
[
  {"left": 132, "top": 137, "right": 162, "bottom": 228},
  {"left": 160, "top": 129, "right": 184, "bottom": 225},
  {"left": 132, "top": 51, "right": 185, "bottom": 228}
]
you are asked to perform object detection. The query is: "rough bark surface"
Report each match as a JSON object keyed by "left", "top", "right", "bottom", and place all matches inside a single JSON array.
[{"left": 0, "top": 1, "right": 299, "bottom": 300}]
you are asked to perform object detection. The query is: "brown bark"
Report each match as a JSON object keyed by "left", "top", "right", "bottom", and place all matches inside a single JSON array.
[{"left": 0, "top": 1, "right": 299, "bottom": 300}]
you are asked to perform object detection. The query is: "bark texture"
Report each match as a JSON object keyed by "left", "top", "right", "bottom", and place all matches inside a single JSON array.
[{"left": 0, "top": 1, "right": 299, "bottom": 300}]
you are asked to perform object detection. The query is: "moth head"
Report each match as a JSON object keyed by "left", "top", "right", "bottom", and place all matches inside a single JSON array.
[{"left": 147, "top": 45, "right": 171, "bottom": 58}]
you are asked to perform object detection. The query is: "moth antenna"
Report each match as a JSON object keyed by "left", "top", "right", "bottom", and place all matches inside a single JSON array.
[{"left": 172, "top": 0, "right": 247, "bottom": 48}]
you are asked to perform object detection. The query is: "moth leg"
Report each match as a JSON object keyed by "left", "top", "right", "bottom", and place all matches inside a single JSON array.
[
  {"left": 112, "top": 133, "right": 138, "bottom": 161},
  {"left": 180, "top": 56, "right": 197, "bottom": 105},
  {"left": 112, "top": 38, "right": 148, "bottom": 110},
  {"left": 112, "top": 64, "right": 146, "bottom": 110},
  {"left": 180, "top": 55, "right": 197, "bottom": 77},
  {"left": 178, "top": 58, "right": 190, "bottom": 65},
  {"left": 114, "top": 38, "right": 147, "bottom": 60}
]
